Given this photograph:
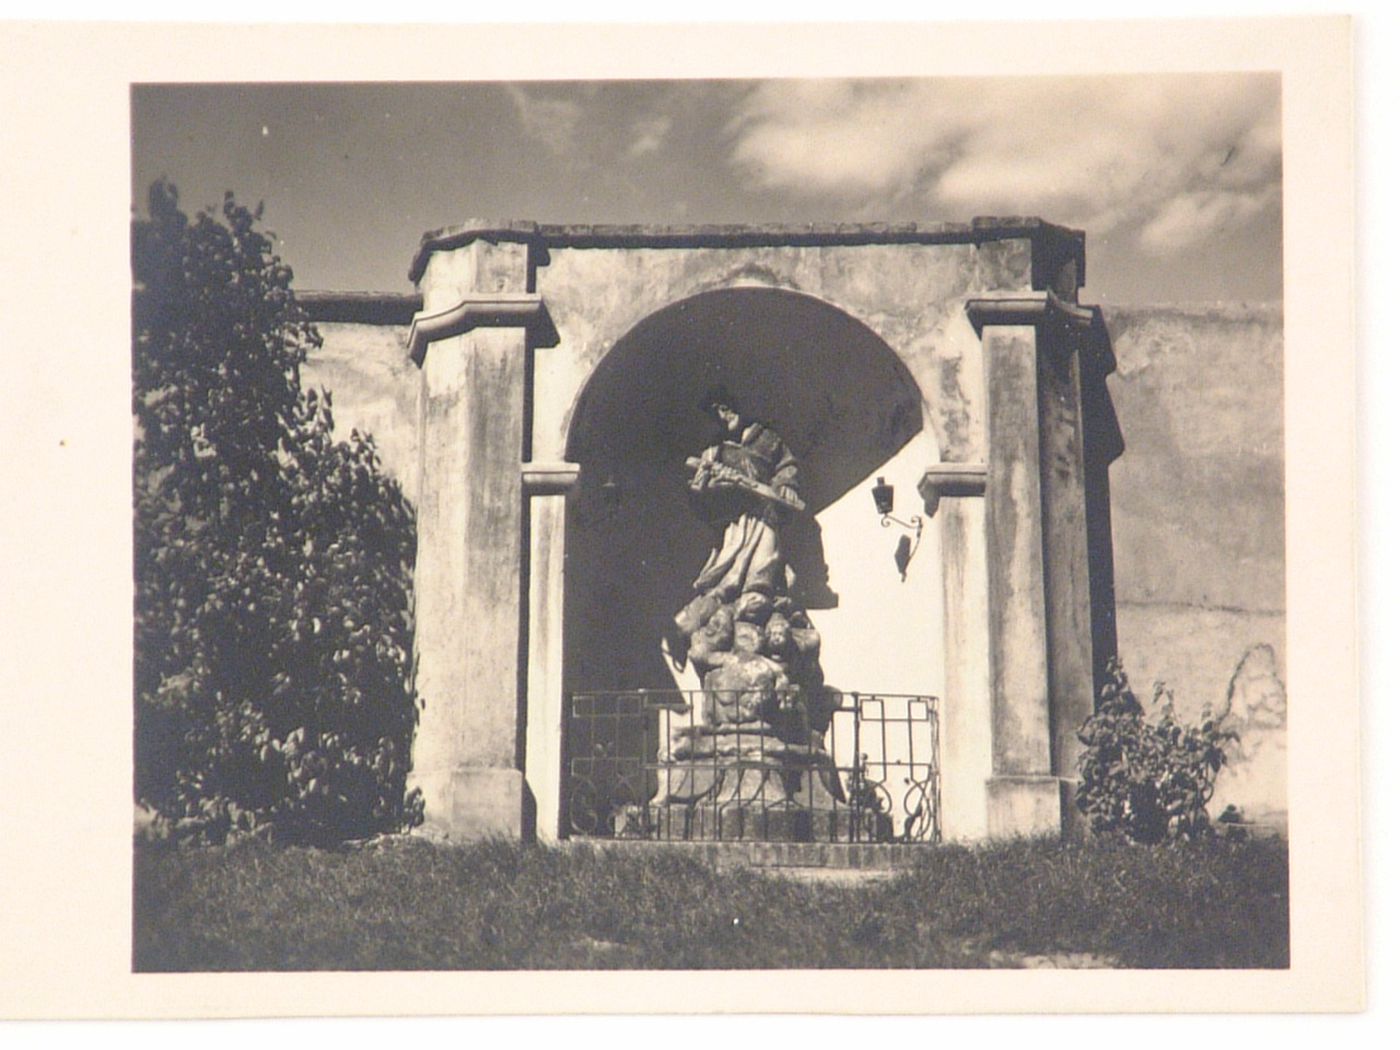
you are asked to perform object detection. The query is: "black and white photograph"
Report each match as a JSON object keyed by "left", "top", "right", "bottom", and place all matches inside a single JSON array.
[{"left": 0, "top": 14, "right": 1364, "bottom": 1019}]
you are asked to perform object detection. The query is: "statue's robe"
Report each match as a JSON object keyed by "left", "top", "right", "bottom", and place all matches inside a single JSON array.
[{"left": 688, "top": 421, "right": 799, "bottom": 602}]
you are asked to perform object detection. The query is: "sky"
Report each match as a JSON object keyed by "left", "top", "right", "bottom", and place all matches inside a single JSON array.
[{"left": 132, "top": 75, "right": 1282, "bottom": 305}]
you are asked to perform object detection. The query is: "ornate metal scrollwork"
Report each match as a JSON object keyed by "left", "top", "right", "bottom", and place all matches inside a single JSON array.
[{"left": 566, "top": 689, "right": 941, "bottom": 845}]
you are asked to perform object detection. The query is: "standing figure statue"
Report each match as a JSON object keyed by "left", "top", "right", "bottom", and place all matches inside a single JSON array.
[
  {"left": 650, "top": 384, "right": 848, "bottom": 839},
  {"left": 672, "top": 385, "right": 823, "bottom": 709},
  {"left": 685, "top": 386, "right": 803, "bottom": 606}
]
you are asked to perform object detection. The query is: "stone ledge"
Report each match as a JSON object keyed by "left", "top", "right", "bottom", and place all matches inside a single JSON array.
[
  {"left": 521, "top": 461, "right": 581, "bottom": 496},
  {"left": 407, "top": 293, "right": 559, "bottom": 366},
  {"left": 919, "top": 463, "right": 988, "bottom": 515},
  {"left": 409, "top": 217, "right": 1086, "bottom": 285},
  {"left": 561, "top": 839, "right": 929, "bottom": 870},
  {"left": 966, "top": 292, "right": 1120, "bottom": 404},
  {"left": 299, "top": 290, "right": 422, "bottom": 325},
  {"left": 965, "top": 289, "right": 1097, "bottom": 335}
]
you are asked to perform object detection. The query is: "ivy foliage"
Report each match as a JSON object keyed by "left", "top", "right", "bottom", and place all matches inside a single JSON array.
[
  {"left": 133, "top": 181, "right": 420, "bottom": 843},
  {"left": 1075, "top": 660, "right": 1236, "bottom": 844}
]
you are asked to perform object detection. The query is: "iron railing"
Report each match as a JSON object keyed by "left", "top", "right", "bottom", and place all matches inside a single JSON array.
[{"left": 565, "top": 689, "right": 939, "bottom": 844}]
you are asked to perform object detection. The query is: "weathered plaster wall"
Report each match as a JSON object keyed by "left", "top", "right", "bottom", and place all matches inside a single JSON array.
[
  {"left": 302, "top": 321, "right": 419, "bottom": 503},
  {"left": 533, "top": 241, "right": 1019, "bottom": 466},
  {"left": 1102, "top": 303, "right": 1285, "bottom": 823}
]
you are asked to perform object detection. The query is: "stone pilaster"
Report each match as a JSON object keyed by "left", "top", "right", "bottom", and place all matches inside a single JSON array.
[
  {"left": 407, "top": 235, "right": 557, "bottom": 841},
  {"left": 1035, "top": 324, "right": 1096, "bottom": 806},
  {"left": 966, "top": 293, "right": 1100, "bottom": 838},
  {"left": 981, "top": 322, "right": 1059, "bottom": 837},
  {"left": 522, "top": 462, "right": 580, "bottom": 841},
  {"left": 1079, "top": 313, "right": 1124, "bottom": 696},
  {"left": 920, "top": 467, "right": 992, "bottom": 841}
]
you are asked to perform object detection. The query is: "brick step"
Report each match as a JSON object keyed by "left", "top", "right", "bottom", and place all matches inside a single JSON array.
[{"left": 560, "top": 838, "right": 930, "bottom": 870}]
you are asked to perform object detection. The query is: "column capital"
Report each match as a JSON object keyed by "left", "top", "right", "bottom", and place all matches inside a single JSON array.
[
  {"left": 964, "top": 289, "right": 1096, "bottom": 337},
  {"left": 521, "top": 461, "right": 581, "bottom": 496},
  {"left": 408, "top": 293, "right": 559, "bottom": 367},
  {"left": 918, "top": 463, "right": 988, "bottom": 515}
]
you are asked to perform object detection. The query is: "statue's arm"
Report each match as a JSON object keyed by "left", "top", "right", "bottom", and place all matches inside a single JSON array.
[
  {"left": 770, "top": 442, "right": 801, "bottom": 504},
  {"left": 688, "top": 445, "right": 731, "bottom": 491}
]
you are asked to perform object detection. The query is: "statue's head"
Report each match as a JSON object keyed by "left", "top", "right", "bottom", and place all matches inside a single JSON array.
[{"left": 699, "top": 384, "right": 742, "bottom": 433}]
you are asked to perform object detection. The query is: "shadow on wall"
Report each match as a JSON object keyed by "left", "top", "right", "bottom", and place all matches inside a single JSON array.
[{"left": 563, "top": 287, "right": 925, "bottom": 697}]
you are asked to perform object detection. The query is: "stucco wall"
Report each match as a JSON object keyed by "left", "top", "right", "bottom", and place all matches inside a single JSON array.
[
  {"left": 528, "top": 240, "right": 1028, "bottom": 467},
  {"left": 1102, "top": 303, "right": 1285, "bottom": 823},
  {"left": 301, "top": 321, "right": 419, "bottom": 504}
]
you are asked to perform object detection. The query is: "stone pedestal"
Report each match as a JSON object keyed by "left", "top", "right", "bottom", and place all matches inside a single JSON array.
[
  {"left": 411, "top": 767, "right": 526, "bottom": 840},
  {"left": 987, "top": 775, "right": 1068, "bottom": 838},
  {"left": 618, "top": 723, "right": 875, "bottom": 842}
]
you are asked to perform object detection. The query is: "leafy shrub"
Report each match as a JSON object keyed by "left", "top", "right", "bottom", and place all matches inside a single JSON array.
[
  {"left": 1075, "top": 660, "right": 1236, "bottom": 843},
  {"left": 133, "top": 181, "right": 420, "bottom": 844}
]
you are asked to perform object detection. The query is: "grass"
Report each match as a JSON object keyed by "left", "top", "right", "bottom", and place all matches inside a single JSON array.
[{"left": 133, "top": 835, "right": 1289, "bottom": 971}]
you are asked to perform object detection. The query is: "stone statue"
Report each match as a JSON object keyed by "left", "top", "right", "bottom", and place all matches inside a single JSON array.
[
  {"left": 684, "top": 389, "right": 801, "bottom": 600},
  {"left": 644, "top": 386, "right": 855, "bottom": 840},
  {"left": 673, "top": 387, "right": 809, "bottom": 654}
]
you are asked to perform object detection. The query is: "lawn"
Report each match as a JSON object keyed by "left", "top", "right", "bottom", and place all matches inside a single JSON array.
[{"left": 133, "top": 835, "right": 1289, "bottom": 971}]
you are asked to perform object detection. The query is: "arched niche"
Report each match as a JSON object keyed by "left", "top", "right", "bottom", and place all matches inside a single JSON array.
[{"left": 562, "top": 284, "right": 939, "bottom": 705}]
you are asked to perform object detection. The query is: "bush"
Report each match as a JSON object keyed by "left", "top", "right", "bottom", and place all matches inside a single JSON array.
[
  {"left": 1075, "top": 660, "right": 1236, "bottom": 843},
  {"left": 133, "top": 181, "right": 420, "bottom": 844}
]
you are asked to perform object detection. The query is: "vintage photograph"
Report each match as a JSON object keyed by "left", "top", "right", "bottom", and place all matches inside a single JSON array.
[
  {"left": 130, "top": 74, "right": 1288, "bottom": 971},
  {"left": 0, "top": 16, "right": 1364, "bottom": 1020}
]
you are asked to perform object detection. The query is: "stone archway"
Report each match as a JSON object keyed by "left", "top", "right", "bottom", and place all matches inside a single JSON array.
[
  {"left": 562, "top": 287, "right": 927, "bottom": 694},
  {"left": 557, "top": 288, "right": 935, "bottom": 840},
  {"left": 402, "top": 220, "right": 1119, "bottom": 847}
]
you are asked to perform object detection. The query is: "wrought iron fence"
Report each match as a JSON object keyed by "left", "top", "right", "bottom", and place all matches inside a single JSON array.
[{"left": 565, "top": 689, "right": 939, "bottom": 844}]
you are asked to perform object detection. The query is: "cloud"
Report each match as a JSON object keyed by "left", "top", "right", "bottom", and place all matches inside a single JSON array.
[
  {"left": 626, "top": 115, "right": 673, "bottom": 159},
  {"left": 729, "top": 81, "right": 955, "bottom": 196},
  {"left": 727, "top": 76, "right": 1281, "bottom": 254},
  {"left": 1138, "top": 187, "right": 1280, "bottom": 255},
  {"left": 505, "top": 85, "right": 585, "bottom": 156}
]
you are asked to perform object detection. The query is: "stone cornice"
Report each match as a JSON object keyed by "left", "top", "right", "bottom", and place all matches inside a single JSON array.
[
  {"left": 408, "top": 217, "right": 1085, "bottom": 286},
  {"left": 966, "top": 292, "right": 1118, "bottom": 388},
  {"left": 407, "top": 293, "right": 559, "bottom": 367},
  {"left": 918, "top": 463, "right": 989, "bottom": 516},
  {"left": 964, "top": 290, "right": 1098, "bottom": 335},
  {"left": 299, "top": 290, "right": 422, "bottom": 325}
]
